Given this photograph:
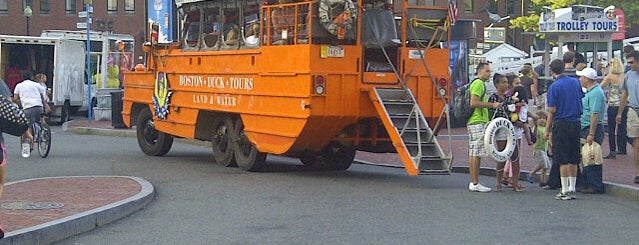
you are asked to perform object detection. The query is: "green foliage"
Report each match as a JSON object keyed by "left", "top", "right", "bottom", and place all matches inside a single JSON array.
[
  {"left": 592, "top": 0, "right": 639, "bottom": 29},
  {"left": 510, "top": 14, "right": 540, "bottom": 32}
]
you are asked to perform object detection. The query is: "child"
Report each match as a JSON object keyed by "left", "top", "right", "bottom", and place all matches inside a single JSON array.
[
  {"left": 528, "top": 110, "right": 551, "bottom": 187},
  {"left": 509, "top": 76, "right": 535, "bottom": 145}
]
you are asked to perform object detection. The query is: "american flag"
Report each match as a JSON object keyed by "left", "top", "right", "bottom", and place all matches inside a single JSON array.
[{"left": 448, "top": 0, "right": 458, "bottom": 26}]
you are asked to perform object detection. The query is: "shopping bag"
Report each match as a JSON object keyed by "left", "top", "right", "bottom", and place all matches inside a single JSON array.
[{"left": 581, "top": 142, "right": 603, "bottom": 167}]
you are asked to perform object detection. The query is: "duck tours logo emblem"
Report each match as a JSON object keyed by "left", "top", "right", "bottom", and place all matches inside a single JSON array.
[{"left": 153, "top": 72, "right": 172, "bottom": 120}]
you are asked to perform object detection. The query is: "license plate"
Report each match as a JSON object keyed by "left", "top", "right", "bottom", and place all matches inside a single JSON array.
[{"left": 321, "top": 46, "right": 345, "bottom": 58}]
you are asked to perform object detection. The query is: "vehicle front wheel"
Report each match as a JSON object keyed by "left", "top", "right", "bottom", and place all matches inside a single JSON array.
[{"left": 136, "top": 108, "right": 173, "bottom": 156}]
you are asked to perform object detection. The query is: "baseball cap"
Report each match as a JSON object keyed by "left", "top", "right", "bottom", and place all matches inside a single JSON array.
[{"left": 576, "top": 67, "right": 598, "bottom": 80}]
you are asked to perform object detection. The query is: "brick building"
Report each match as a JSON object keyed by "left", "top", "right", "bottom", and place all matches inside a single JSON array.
[
  {"left": 0, "top": 0, "right": 147, "bottom": 65},
  {"left": 0, "top": 1, "right": 635, "bottom": 63}
]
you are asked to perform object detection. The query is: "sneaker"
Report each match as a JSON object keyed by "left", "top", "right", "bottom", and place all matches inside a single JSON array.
[
  {"left": 554, "top": 192, "right": 566, "bottom": 199},
  {"left": 527, "top": 176, "right": 535, "bottom": 184},
  {"left": 468, "top": 182, "right": 492, "bottom": 192},
  {"left": 617, "top": 151, "right": 627, "bottom": 155},
  {"left": 603, "top": 152, "right": 616, "bottom": 159},
  {"left": 556, "top": 191, "right": 576, "bottom": 200},
  {"left": 21, "top": 141, "right": 30, "bottom": 158},
  {"left": 563, "top": 191, "right": 576, "bottom": 200}
]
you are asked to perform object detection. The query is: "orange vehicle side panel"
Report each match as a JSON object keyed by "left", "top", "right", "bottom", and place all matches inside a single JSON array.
[{"left": 400, "top": 48, "right": 450, "bottom": 120}]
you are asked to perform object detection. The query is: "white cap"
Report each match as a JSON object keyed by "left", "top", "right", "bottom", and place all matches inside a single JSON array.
[{"left": 576, "top": 67, "right": 598, "bottom": 80}]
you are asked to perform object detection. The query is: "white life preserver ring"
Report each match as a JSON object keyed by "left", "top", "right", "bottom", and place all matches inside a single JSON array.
[
  {"left": 484, "top": 117, "right": 517, "bottom": 162},
  {"left": 318, "top": 0, "right": 357, "bottom": 36}
]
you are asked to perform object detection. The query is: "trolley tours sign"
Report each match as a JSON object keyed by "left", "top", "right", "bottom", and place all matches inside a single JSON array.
[{"left": 539, "top": 5, "right": 619, "bottom": 33}]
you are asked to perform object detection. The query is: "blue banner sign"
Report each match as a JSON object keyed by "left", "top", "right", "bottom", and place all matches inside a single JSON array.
[{"left": 148, "top": 0, "right": 173, "bottom": 43}]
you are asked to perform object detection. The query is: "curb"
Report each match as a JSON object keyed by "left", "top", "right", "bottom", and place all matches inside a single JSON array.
[
  {"left": 62, "top": 121, "right": 210, "bottom": 147},
  {"left": 62, "top": 121, "right": 136, "bottom": 138},
  {"left": 354, "top": 159, "right": 639, "bottom": 202},
  {"left": 0, "top": 176, "right": 154, "bottom": 245}
]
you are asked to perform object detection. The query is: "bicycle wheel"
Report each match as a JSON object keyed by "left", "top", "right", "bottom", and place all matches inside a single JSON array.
[{"left": 38, "top": 124, "right": 51, "bottom": 158}]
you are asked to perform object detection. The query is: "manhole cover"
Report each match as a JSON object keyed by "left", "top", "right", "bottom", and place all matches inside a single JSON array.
[{"left": 0, "top": 201, "right": 64, "bottom": 210}]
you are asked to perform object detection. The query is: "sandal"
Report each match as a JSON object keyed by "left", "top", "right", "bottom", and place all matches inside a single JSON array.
[{"left": 501, "top": 179, "right": 510, "bottom": 186}]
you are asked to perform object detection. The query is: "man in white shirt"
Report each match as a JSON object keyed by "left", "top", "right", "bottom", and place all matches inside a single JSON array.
[{"left": 13, "top": 70, "right": 50, "bottom": 154}]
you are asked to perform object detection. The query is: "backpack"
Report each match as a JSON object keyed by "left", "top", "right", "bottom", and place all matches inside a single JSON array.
[{"left": 453, "top": 79, "right": 483, "bottom": 122}]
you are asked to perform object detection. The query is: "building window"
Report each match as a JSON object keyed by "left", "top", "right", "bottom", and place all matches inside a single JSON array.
[
  {"left": 23, "top": 0, "right": 32, "bottom": 9},
  {"left": 0, "top": 0, "right": 7, "bottom": 14},
  {"left": 125, "top": 0, "right": 135, "bottom": 12},
  {"left": 506, "top": 0, "right": 514, "bottom": 15},
  {"left": 40, "top": 0, "right": 50, "bottom": 14},
  {"left": 464, "top": 0, "right": 473, "bottom": 13},
  {"left": 66, "top": 0, "right": 76, "bottom": 14},
  {"left": 108, "top": 0, "right": 118, "bottom": 14}
]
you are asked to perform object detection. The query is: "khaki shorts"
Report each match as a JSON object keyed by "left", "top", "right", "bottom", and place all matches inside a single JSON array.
[
  {"left": 627, "top": 108, "right": 639, "bottom": 138},
  {"left": 468, "top": 123, "right": 487, "bottom": 157}
]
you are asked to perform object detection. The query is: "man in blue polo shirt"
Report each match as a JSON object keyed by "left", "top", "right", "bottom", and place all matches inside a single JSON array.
[{"left": 544, "top": 59, "right": 584, "bottom": 200}]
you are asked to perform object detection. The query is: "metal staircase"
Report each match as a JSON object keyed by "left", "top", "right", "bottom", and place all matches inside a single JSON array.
[{"left": 369, "top": 87, "right": 452, "bottom": 176}]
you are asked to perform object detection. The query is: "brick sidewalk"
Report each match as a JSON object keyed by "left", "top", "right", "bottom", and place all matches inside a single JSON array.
[
  {"left": 356, "top": 126, "right": 639, "bottom": 187},
  {"left": 0, "top": 177, "right": 141, "bottom": 234}
]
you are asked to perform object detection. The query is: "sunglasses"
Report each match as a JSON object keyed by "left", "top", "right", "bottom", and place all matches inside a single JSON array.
[{"left": 629, "top": 61, "right": 636, "bottom": 64}]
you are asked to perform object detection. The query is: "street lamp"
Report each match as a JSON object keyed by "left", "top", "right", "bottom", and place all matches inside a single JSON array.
[{"left": 23, "top": 6, "right": 32, "bottom": 36}]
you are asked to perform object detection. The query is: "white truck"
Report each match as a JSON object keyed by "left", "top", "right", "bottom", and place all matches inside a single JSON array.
[
  {"left": 40, "top": 30, "right": 135, "bottom": 122},
  {"left": 0, "top": 35, "right": 86, "bottom": 124}
]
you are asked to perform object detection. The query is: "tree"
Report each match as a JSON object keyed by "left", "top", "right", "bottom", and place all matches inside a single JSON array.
[{"left": 592, "top": 0, "right": 639, "bottom": 28}]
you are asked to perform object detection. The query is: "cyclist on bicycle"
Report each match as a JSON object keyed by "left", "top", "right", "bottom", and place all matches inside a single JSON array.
[{"left": 13, "top": 70, "right": 50, "bottom": 157}]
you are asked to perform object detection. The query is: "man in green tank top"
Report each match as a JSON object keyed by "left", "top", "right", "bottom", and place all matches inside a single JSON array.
[{"left": 467, "top": 62, "right": 501, "bottom": 192}]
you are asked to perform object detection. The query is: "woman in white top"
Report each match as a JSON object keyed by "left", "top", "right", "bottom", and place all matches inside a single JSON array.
[{"left": 601, "top": 58, "right": 627, "bottom": 159}]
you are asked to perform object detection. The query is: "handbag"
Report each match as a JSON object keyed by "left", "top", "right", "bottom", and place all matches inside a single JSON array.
[{"left": 0, "top": 95, "right": 29, "bottom": 137}]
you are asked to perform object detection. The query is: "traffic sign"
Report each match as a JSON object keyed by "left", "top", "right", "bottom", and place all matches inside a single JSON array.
[
  {"left": 78, "top": 11, "right": 87, "bottom": 18},
  {"left": 77, "top": 22, "right": 87, "bottom": 29}
]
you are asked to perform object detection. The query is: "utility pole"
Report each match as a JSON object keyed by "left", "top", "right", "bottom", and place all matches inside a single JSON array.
[{"left": 80, "top": 3, "right": 94, "bottom": 122}]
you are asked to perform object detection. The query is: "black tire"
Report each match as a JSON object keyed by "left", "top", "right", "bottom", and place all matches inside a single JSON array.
[
  {"left": 233, "top": 117, "right": 266, "bottom": 171},
  {"left": 38, "top": 124, "right": 51, "bottom": 158},
  {"left": 302, "top": 142, "right": 355, "bottom": 171},
  {"left": 211, "top": 116, "right": 237, "bottom": 167},
  {"left": 321, "top": 142, "right": 356, "bottom": 171},
  {"left": 136, "top": 108, "right": 174, "bottom": 156},
  {"left": 60, "top": 100, "right": 71, "bottom": 123}
]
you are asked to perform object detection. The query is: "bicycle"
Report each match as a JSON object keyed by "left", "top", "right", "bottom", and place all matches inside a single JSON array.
[{"left": 31, "top": 119, "right": 51, "bottom": 158}]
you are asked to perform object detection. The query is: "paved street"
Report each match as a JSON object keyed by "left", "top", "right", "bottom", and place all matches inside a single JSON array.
[{"left": 1, "top": 125, "right": 639, "bottom": 244}]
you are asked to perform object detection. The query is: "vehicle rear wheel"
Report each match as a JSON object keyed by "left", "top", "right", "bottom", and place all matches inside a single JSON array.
[
  {"left": 136, "top": 108, "right": 173, "bottom": 156},
  {"left": 322, "top": 142, "right": 356, "bottom": 170},
  {"left": 211, "top": 116, "right": 236, "bottom": 167},
  {"left": 38, "top": 124, "right": 52, "bottom": 158},
  {"left": 233, "top": 117, "right": 266, "bottom": 171},
  {"left": 300, "top": 142, "right": 355, "bottom": 170}
]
